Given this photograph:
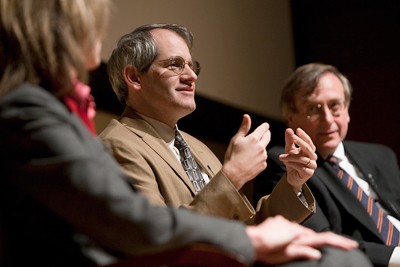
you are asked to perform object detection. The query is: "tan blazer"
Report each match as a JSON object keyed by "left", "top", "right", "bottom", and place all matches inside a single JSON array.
[{"left": 99, "top": 107, "right": 315, "bottom": 224}]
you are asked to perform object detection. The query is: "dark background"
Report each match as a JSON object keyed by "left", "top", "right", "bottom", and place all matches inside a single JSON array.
[
  {"left": 291, "top": 0, "right": 400, "bottom": 164},
  {"left": 90, "top": 0, "right": 400, "bottom": 164}
]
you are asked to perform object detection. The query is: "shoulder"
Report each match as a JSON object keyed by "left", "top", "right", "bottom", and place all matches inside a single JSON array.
[
  {"left": 99, "top": 118, "right": 127, "bottom": 139},
  {"left": 344, "top": 140, "right": 398, "bottom": 163},
  {"left": 344, "top": 140, "right": 395, "bottom": 155},
  {"left": 1, "top": 83, "right": 62, "bottom": 110},
  {"left": 99, "top": 114, "right": 151, "bottom": 142},
  {"left": 99, "top": 118, "right": 146, "bottom": 154},
  {"left": 0, "top": 83, "right": 73, "bottom": 126}
]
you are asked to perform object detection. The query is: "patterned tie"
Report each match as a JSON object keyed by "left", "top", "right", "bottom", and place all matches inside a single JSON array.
[
  {"left": 174, "top": 130, "right": 206, "bottom": 193},
  {"left": 328, "top": 156, "right": 400, "bottom": 246}
]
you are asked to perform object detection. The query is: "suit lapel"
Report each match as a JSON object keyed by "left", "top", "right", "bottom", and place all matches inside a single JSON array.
[
  {"left": 343, "top": 142, "right": 400, "bottom": 219},
  {"left": 185, "top": 144, "right": 213, "bottom": 178},
  {"left": 313, "top": 160, "right": 382, "bottom": 240},
  {"left": 119, "top": 111, "right": 196, "bottom": 193},
  {"left": 343, "top": 143, "right": 375, "bottom": 184}
]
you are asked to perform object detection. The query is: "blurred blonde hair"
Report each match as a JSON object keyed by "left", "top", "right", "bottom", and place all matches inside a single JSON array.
[{"left": 0, "top": 0, "right": 111, "bottom": 97}]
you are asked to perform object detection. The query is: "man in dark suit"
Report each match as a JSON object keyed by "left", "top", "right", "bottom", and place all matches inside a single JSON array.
[{"left": 254, "top": 63, "right": 400, "bottom": 267}]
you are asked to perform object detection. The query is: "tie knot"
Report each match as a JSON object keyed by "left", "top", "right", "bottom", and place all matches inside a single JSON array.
[
  {"left": 327, "top": 155, "right": 342, "bottom": 174},
  {"left": 327, "top": 155, "right": 339, "bottom": 164},
  {"left": 174, "top": 130, "right": 187, "bottom": 149},
  {"left": 327, "top": 156, "right": 341, "bottom": 170}
]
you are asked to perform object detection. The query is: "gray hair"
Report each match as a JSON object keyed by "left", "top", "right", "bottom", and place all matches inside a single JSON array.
[
  {"left": 281, "top": 63, "right": 353, "bottom": 118},
  {"left": 107, "top": 23, "right": 194, "bottom": 104}
]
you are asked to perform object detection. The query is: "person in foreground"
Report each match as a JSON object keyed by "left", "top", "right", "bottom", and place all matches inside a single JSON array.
[
  {"left": 0, "top": 1, "right": 371, "bottom": 266},
  {"left": 253, "top": 62, "right": 400, "bottom": 266},
  {"left": 100, "top": 23, "right": 316, "bottom": 225}
]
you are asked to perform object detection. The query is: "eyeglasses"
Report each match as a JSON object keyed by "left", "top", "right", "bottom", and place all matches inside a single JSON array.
[
  {"left": 305, "top": 100, "right": 346, "bottom": 121},
  {"left": 155, "top": 56, "right": 201, "bottom": 76}
]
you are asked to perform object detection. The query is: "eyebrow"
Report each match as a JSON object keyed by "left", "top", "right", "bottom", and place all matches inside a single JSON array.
[{"left": 304, "top": 98, "right": 343, "bottom": 105}]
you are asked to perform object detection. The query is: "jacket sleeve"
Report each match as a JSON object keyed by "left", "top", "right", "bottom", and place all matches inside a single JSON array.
[
  {"left": 254, "top": 175, "right": 315, "bottom": 224},
  {"left": 0, "top": 85, "right": 255, "bottom": 265},
  {"left": 189, "top": 170, "right": 255, "bottom": 221}
]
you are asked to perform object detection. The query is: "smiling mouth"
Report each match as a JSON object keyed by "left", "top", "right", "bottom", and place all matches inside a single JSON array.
[
  {"left": 319, "top": 130, "right": 337, "bottom": 137},
  {"left": 177, "top": 87, "right": 194, "bottom": 93}
]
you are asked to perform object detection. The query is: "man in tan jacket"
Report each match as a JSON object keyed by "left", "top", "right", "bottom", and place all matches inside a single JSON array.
[{"left": 100, "top": 23, "right": 317, "bottom": 225}]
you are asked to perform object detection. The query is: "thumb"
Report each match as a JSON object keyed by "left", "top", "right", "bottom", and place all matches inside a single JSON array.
[{"left": 235, "top": 114, "right": 251, "bottom": 137}]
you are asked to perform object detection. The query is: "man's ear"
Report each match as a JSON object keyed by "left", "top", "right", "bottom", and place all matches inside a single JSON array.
[{"left": 123, "top": 65, "right": 141, "bottom": 90}]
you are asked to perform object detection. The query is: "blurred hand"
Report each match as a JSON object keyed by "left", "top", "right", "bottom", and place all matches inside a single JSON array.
[
  {"left": 222, "top": 114, "right": 271, "bottom": 189},
  {"left": 279, "top": 128, "right": 318, "bottom": 193},
  {"left": 246, "top": 215, "right": 358, "bottom": 265}
]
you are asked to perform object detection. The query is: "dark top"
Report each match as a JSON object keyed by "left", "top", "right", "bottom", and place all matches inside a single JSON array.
[
  {"left": 254, "top": 141, "right": 400, "bottom": 267},
  {"left": 0, "top": 83, "right": 253, "bottom": 267}
]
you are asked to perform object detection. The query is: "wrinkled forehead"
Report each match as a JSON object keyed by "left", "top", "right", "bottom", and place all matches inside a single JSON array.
[{"left": 299, "top": 73, "right": 346, "bottom": 102}]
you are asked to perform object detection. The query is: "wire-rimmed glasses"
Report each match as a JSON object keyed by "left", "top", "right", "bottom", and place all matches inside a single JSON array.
[
  {"left": 305, "top": 100, "right": 346, "bottom": 121},
  {"left": 155, "top": 56, "right": 201, "bottom": 76}
]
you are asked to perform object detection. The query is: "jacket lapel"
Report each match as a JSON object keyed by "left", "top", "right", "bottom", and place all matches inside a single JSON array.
[
  {"left": 343, "top": 143, "right": 375, "bottom": 185},
  {"left": 313, "top": 159, "right": 382, "bottom": 240},
  {"left": 185, "top": 144, "right": 214, "bottom": 178},
  {"left": 343, "top": 142, "right": 400, "bottom": 219},
  {"left": 119, "top": 110, "right": 195, "bottom": 193}
]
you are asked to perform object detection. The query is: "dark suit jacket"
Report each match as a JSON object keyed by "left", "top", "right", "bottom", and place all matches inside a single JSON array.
[
  {"left": 254, "top": 140, "right": 400, "bottom": 267},
  {"left": 0, "top": 84, "right": 254, "bottom": 266}
]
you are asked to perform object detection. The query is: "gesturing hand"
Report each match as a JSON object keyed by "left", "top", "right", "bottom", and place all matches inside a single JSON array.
[
  {"left": 222, "top": 114, "right": 271, "bottom": 190},
  {"left": 279, "top": 128, "right": 317, "bottom": 192}
]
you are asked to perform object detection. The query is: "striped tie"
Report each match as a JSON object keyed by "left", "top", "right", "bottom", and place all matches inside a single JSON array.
[
  {"left": 328, "top": 156, "right": 400, "bottom": 246},
  {"left": 174, "top": 130, "right": 206, "bottom": 194}
]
